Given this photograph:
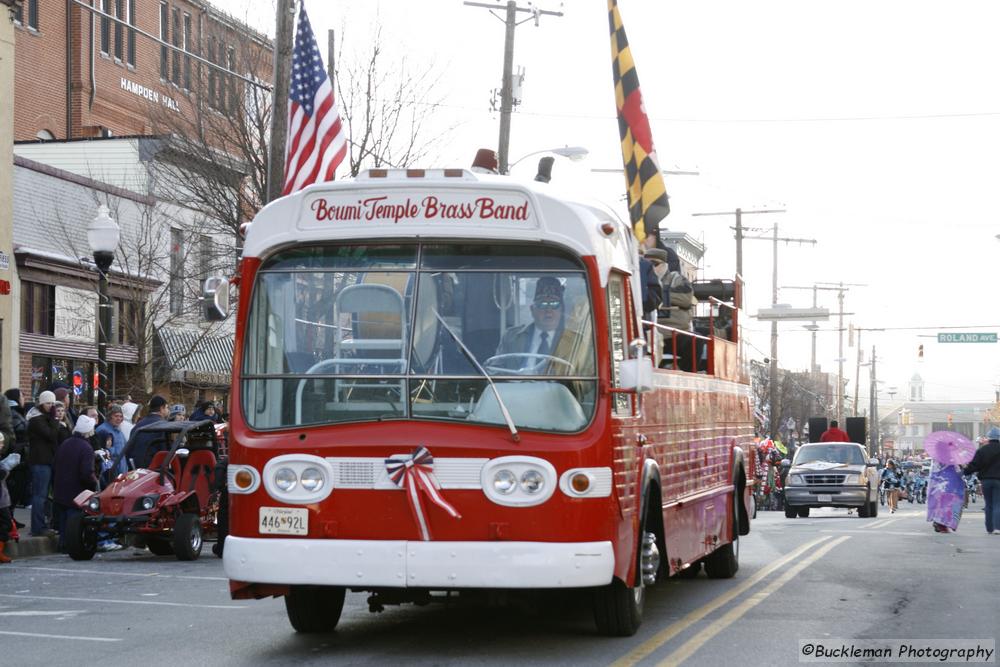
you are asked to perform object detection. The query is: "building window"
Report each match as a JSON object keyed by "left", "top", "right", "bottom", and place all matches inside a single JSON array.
[
  {"left": 21, "top": 282, "right": 55, "bottom": 335},
  {"left": 169, "top": 228, "right": 184, "bottom": 315},
  {"left": 14, "top": 0, "right": 39, "bottom": 30},
  {"left": 127, "top": 0, "right": 136, "bottom": 66},
  {"left": 171, "top": 7, "right": 181, "bottom": 85},
  {"left": 115, "top": 298, "right": 142, "bottom": 347},
  {"left": 114, "top": 0, "right": 124, "bottom": 61},
  {"left": 100, "top": 0, "right": 111, "bottom": 54},
  {"left": 159, "top": 2, "right": 169, "bottom": 80},
  {"left": 227, "top": 46, "right": 238, "bottom": 114},
  {"left": 207, "top": 37, "right": 217, "bottom": 106},
  {"left": 183, "top": 13, "right": 192, "bottom": 90}
]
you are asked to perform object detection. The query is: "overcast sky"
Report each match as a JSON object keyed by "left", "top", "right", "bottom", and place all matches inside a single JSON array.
[{"left": 218, "top": 0, "right": 1000, "bottom": 405}]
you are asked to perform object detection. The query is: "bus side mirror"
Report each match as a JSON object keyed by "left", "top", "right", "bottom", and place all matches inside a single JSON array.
[
  {"left": 203, "top": 276, "right": 230, "bottom": 321},
  {"left": 619, "top": 358, "right": 653, "bottom": 393}
]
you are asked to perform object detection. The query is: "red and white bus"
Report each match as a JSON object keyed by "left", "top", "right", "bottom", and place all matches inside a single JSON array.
[{"left": 221, "top": 167, "right": 754, "bottom": 636}]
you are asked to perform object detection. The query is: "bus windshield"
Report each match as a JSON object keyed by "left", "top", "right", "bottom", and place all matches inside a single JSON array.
[{"left": 241, "top": 243, "right": 597, "bottom": 433}]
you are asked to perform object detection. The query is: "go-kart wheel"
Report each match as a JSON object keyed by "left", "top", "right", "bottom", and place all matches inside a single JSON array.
[
  {"left": 146, "top": 538, "right": 175, "bottom": 556},
  {"left": 172, "top": 513, "right": 203, "bottom": 561},
  {"left": 285, "top": 585, "right": 346, "bottom": 633},
  {"left": 65, "top": 514, "right": 96, "bottom": 561}
]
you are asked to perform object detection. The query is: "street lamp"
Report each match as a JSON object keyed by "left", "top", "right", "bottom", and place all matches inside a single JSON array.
[
  {"left": 507, "top": 145, "right": 589, "bottom": 172},
  {"left": 88, "top": 205, "right": 120, "bottom": 418}
]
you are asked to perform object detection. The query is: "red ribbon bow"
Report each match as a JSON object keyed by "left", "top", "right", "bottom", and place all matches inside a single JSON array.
[{"left": 385, "top": 446, "right": 461, "bottom": 541}]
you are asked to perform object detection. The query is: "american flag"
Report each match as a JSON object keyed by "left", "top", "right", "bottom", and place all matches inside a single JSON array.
[{"left": 282, "top": 3, "right": 347, "bottom": 195}]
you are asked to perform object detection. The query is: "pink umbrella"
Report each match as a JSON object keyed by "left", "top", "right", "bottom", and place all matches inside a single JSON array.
[{"left": 923, "top": 431, "right": 976, "bottom": 466}]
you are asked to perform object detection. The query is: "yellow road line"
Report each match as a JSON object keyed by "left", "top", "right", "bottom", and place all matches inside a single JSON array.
[
  {"left": 657, "top": 536, "right": 851, "bottom": 667},
  {"left": 608, "top": 535, "right": 834, "bottom": 667}
]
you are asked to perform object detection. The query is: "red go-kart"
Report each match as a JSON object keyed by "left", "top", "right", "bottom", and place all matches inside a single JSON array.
[{"left": 66, "top": 420, "right": 221, "bottom": 561}]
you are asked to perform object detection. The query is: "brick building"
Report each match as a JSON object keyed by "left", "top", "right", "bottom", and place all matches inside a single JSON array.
[
  {"left": 7, "top": 0, "right": 271, "bottom": 409},
  {"left": 13, "top": 0, "right": 270, "bottom": 141}
]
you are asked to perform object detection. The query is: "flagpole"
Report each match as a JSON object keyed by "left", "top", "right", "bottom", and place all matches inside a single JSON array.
[{"left": 267, "top": 0, "right": 297, "bottom": 203}]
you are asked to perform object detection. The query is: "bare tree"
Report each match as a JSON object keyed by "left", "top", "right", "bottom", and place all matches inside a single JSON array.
[{"left": 334, "top": 25, "right": 452, "bottom": 175}]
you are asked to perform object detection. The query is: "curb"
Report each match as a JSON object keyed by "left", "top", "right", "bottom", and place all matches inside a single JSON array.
[{"left": 4, "top": 534, "right": 59, "bottom": 559}]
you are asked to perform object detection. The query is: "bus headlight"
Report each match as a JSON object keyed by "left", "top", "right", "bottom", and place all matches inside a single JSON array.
[
  {"left": 300, "top": 467, "right": 325, "bottom": 493},
  {"left": 520, "top": 470, "right": 545, "bottom": 494},
  {"left": 493, "top": 469, "right": 517, "bottom": 494},
  {"left": 274, "top": 467, "right": 297, "bottom": 492},
  {"left": 261, "top": 455, "right": 334, "bottom": 504},
  {"left": 481, "top": 456, "right": 556, "bottom": 507}
]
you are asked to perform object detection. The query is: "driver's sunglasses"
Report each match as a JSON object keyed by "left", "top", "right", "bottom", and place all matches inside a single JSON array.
[{"left": 534, "top": 299, "right": 563, "bottom": 310}]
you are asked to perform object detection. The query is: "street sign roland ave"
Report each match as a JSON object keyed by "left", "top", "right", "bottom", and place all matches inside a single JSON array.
[{"left": 937, "top": 332, "right": 998, "bottom": 343}]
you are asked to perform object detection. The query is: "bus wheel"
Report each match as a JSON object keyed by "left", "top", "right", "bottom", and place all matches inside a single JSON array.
[
  {"left": 704, "top": 491, "right": 740, "bottom": 579},
  {"left": 285, "top": 585, "right": 346, "bottom": 634},
  {"left": 593, "top": 577, "right": 644, "bottom": 637}
]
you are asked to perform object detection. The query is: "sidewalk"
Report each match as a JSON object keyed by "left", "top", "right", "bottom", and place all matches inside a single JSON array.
[{"left": 2, "top": 505, "right": 58, "bottom": 560}]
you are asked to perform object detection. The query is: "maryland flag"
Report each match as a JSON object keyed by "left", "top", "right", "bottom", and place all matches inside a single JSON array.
[{"left": 608, "top": 0, "right": 669, "bottom": 244}]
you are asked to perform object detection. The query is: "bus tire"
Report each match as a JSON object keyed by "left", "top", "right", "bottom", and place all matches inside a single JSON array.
[
  {"left": 285, "top": 585, "right": 346, "bottom": 634},
  {"left": 593, "top": 577, "right": 644, "bottom": 637},
  {"left": 593, "top": 487, "right": 654, "bottom": 637},
  {"left": 704, "top": 490, "right": 740, "bottom": 579}
]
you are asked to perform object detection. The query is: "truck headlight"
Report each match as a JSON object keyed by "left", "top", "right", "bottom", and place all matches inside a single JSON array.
[
  {"left": 844, "top": 474, "right": 860, "bottom": 485},
  {"left": 790, "top": 474, "right": 804, "bottom": 485},
  {"left": 87, "top": 496, "right": 101, "bottom": 512}
]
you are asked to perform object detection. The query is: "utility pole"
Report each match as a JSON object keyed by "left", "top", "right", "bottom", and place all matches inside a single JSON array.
[
  {"left": 744, "top": 224, "right": 817, "bottom": 439},
  {"left": 853, "top": 328, "right": 863, "bottom": 416},
  {"left": 465, "top": 1, "right": 563, "bottom": 174},
  {"left": 815, "top": 282, "right": 866, "bottom": 424},
  {"left": 266, "top": 0, "right": 296, "bottom": 203},
  {"left": 691, "top": 208, "right": 785, "bottom": 277},
  {"left": 869, "top": 345, "right": 879, "bottom": 456}
]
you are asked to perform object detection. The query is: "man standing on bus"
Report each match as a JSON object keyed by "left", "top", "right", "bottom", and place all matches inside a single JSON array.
[
  {"left": 496, "top": 277, "right": 589, "bottom": 374},
  {"left": 820, "top": 420, "right": 850, "bottom": 442}
]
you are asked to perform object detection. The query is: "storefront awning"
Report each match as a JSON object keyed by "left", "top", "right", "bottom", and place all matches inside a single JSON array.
[{"left": 157, "top": 326, "right": 234, "bottom": 386}]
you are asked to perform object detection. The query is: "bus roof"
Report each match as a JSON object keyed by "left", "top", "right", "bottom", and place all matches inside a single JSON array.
[{"left": 242, "top": 169, "right": 640, "bottom": 286}]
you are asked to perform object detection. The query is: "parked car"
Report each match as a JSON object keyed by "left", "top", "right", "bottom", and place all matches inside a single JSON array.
[
  {"left": 65, "top": 420, "right": 221, "bottom": 561},
  {"left": 783, "top": 442, "right": 880, "bottom": 518}
]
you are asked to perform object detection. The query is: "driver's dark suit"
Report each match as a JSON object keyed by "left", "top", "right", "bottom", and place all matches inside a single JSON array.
[{"left": 495, "top": 323, "right": 590, "bottom": 374}]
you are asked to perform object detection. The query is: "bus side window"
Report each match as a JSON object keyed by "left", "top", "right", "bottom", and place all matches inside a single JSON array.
[{"left": 608, "top": 272, "right": 631, "bottom": 416}]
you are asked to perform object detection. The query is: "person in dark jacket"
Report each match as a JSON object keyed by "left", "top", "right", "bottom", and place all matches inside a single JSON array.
[
  {"left": 4, "top": 389, "right": 30, "bottom": 512},
  {"left": 27, "top": 391, "right": 62, "bottom": 536},
  {"left": 964, "top": 426, "right": 1000, "bottom": 534},
  {"left": 190, "top": 401, "right": 223, "bottom": 424},
  {"left": 130, "top": 396, "right": 170, "bottom": 469},
  {"left": 52, "top": 415, "right": 99, "bottom": 550}
]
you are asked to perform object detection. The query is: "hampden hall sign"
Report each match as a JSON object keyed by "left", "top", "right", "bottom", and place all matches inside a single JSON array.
[{"left": 120, "top": 77, "right": 180, "bottom": 113}]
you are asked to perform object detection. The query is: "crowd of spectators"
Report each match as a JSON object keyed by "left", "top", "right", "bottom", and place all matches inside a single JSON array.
[{"left": 0, "top": 386, "right": 225, "bottom": 562}]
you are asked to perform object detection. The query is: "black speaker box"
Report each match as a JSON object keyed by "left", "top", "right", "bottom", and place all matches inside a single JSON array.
[
  {"left": 808, "top": 417, "right": 828, "bottom": 443},
  {"left": 845, "top": 417, "right": 867, "bottom": 445}
]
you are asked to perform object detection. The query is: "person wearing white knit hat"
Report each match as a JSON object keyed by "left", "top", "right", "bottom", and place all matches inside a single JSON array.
[{"left": 52, "top": 413, "right": 98, "bottom": 550}]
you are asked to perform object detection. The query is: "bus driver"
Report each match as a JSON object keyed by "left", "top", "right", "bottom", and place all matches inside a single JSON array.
[{"left": 495, "top": 276, "right": 588, "bottom": 374}]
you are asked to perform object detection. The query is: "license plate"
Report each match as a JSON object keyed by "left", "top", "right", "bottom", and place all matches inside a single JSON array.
[
  {"left": 259, "top": 507, "right": 308, "bottom": 536},
  {"left": 817, "top": 494, "right": 832, "bottom": 503}
]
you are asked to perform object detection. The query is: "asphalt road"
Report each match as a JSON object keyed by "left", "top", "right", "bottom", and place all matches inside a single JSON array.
[{"left": 1, "top": 504, "right": 997, "bottom": 666}]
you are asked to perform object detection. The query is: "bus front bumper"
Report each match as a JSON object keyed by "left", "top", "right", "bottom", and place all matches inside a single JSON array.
[{"left": 223, "top": 537, "right": 615, "bottom": 589}]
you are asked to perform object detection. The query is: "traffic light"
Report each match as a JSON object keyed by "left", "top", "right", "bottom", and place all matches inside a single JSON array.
[
  {"left": 947, "top": 413, "right": 953, "bottom": 428},
  {"left": 918, "top": 344, "right": 924, "bottom": 359}
]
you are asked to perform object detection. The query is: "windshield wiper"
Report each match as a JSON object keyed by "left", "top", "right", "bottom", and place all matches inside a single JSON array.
[{"left": 432, "top": 309, "right": 520, "bottom": 443}]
